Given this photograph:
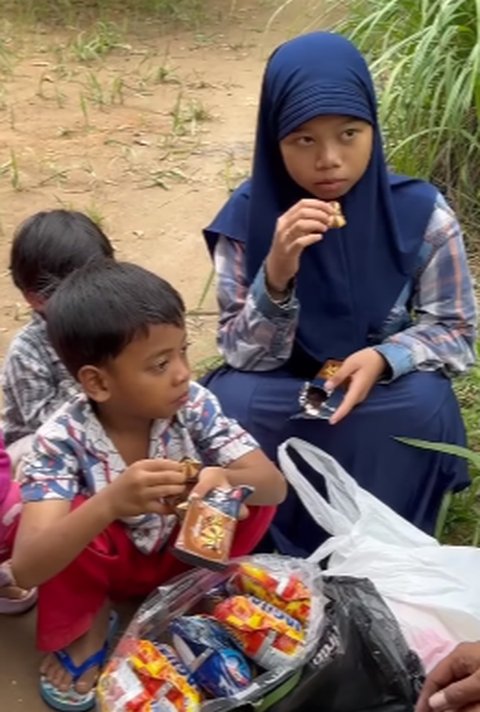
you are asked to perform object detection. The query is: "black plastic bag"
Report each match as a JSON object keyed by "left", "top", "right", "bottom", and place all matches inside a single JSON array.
[{"left": 268, "top": 576, "right": 425, "bottom": 712}]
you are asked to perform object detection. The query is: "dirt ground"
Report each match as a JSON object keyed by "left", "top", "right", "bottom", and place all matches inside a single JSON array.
[{"left": 0, "top": 1, "right": 338, "bottom": 709}]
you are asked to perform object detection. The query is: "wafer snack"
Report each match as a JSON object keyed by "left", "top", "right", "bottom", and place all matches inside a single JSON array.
[{"left": 330, "top": 201, "right": 346, "bottom": 228}]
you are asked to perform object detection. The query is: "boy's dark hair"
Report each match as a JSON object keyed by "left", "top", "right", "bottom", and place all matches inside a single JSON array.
[
  {"left": 47, "top": 260, "right": 185, "bottom": 377},
  {"left": 10, "top": 210, "right": 114, "bottom": 298}
]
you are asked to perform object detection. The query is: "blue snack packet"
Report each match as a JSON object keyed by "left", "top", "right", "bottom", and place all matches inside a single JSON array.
[
  {"left": 170, "top": 615, "right": 252, "bottom": 698},
  {"left": 292, "top": 377, "right": 343, "bottom": 420}
]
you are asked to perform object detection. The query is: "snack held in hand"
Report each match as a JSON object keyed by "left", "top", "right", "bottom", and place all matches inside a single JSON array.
[
  {"left": 296, "top": 377, "right": 343, "bottom": 420},
  {"left": 317, "top": 359, "right": 344, "bottom": 380},
  {"left": 213, "top": 595, "right": 305, "bottom": 669},
  {"left": 165, "top": 458, "right": 203, "bottom": 517},
  {"left": 98, "top": 640, "right": 201, "bottom": 712},
  {"left": 170, "top": 615, "right": 252, "bottom": 698},
  {"left": 229, "top": 563, "right": 311, "bottom": 624},
  {"left": 330, "top": 201, "right": 346, "bottom": 228},
  {"left": 181, "top": 458, "right": 202, "bottom": 481},
  {"left": 172, "top": 485, "right": 254, "bottom": 570}
]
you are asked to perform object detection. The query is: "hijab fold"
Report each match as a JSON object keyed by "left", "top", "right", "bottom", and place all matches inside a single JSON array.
[{"left": 204, "top": 32, "right": 437, "bottom": 364}]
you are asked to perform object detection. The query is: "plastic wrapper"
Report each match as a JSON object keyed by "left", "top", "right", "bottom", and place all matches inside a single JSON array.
[
  {"left": 213, "top": 596, "right": 304, "bottom": 669},
  {"left": 165, "top": 458, "right": 202, "bottom": 517},
  {"left": 170, "top": 615, "right": 252, "bottom": 697},
  {"left": 316, "top": 359, "right": 344, "bottom": 380},
  {"left": 172, "top": 486, "right": 254, "bottom": 570},
  {"left": 98, "top": 555, "right": 326, "bottom": 712},
  {"left": 228, "top": 562, "right": 310, "bottom": 624},
  {"left": 292, "top": 378, "right": 343, "bottom": 420},
  {"left": 97, "top": 640, "right": 201, "bottom": 712}
]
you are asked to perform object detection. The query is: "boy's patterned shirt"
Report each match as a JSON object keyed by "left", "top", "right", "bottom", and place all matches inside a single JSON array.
[{"left": 21, "top": 381, "right": 258, "bottom": 554}]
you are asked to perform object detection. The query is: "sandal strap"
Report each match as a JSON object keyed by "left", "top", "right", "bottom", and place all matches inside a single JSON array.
[{"left": 55, "top": 642, "right": 108, "bottom": 682}]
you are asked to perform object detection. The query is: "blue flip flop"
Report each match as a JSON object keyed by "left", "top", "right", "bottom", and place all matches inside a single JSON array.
[{"left": 39, "top": 610, "right": 119, "bottom": 712}]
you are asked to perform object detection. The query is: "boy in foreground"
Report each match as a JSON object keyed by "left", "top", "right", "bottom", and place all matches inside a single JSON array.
[{"left": 12, "top": 260, "right": 286, "bottom": 711}]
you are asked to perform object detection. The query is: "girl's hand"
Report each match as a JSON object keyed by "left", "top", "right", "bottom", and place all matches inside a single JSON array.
[
  {"left": 324, "top": 348, "right": 387, "bottom": 424},
  {"left": 265, "top": 199, "right": 335, "bottom": 294}
]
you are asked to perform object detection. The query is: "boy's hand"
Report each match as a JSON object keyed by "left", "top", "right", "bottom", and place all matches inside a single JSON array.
[
  {"left": 191, "top": 467, "right": 249, "bottom": 520},
  {"left": 325, "top": 348, "right": 387, "bottom": 424},
  {"left": 266, "top": 199, "right": 335, "bottom": 294},
  {"left": 106, "top": 459, "right": 187, "bottom": 519}
]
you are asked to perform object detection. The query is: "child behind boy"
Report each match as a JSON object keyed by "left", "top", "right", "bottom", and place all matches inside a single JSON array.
[
  {"left": 12, "top": 260, "right": 286, "bottom": 712},
  {"left": 2, "top": 210, "right": 114, "bottom": 459},
  {"left": 0, "top": 433, "right": 36, "bottom": 613}
]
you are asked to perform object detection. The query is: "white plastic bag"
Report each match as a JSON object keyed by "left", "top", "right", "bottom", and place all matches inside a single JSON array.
[{"left": 278, "top": 437, "right": 480, "bottom": 669}]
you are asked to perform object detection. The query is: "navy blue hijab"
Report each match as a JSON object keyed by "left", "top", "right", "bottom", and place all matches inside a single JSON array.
[{"left": 204, "top": 32, "right": 438, "bottom": 365}]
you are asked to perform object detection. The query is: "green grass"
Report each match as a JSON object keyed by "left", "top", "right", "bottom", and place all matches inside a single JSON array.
[
  {"left": 1, "top": 0, "right": 207, "bottom": 26},
  {"left": 84, "top": 202, "right": 106, "bottom": 227},
  {"left": 0, "top": 37, "right": 13, "bottom": 73},
  {"left": 445, "top": 364, "right": 480, "bottom": 544},
  {"left": 2, "top": 149, "right": 22, "bottom": 190},
  {"left": 170, "top": 93, "right": 214, "bottom": 137},
  {"left": 71, "top": 21, "right": 123, "bottom": 62},
  {"left": 400, "top": 359, "right": 480, "bottom": 545},
  {"left": 332, "top": 0, "right": 480, "bottom": 238},
  {"left": 147, "top": 167, "right": 188, "bottom": 190}
]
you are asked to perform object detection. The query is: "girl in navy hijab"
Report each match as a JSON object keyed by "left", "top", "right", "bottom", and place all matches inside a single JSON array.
[{"left": 202, "top": 32, "right": 476, "bottom": 555}]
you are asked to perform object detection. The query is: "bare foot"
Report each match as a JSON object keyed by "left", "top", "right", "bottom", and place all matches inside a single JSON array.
[
  {"left": 0, "top": 583, "right": 31, "bottom": 600},
  {"left": 0, "top": 560, "right": 33, "bottom": 600},
  {"left": 40, "top": 600, "right": 111, "bottom": 695}
]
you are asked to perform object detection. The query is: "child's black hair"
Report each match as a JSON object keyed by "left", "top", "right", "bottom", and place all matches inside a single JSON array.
[
  {"left": 10, "top": 210, "right": 114, "bottom": 298},
  {"left": 47, "top": 260, "right": 185, "bottom": 377}
]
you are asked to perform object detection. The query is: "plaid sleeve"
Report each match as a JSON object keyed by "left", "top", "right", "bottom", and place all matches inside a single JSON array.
[
  {"left": 185, "top": 382, "right": 259, "bottom": 466},
  {"left": 21, "top": 423, "right": 80, "bottom": 503},
  {"left": 374, "top": 197, "right": 477, "bottom": 379},
  {"left": 2, "top": 334, "right": 73, "bottom": 445},
  {"left": 215, "top": 235, "right": 299, "bottom": 370},
  {"left": 2, "top": 346, "right": 56, "bottom": 444}
]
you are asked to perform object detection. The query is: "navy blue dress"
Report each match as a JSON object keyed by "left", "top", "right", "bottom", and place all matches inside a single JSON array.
[{"left": 203, "top": 366, "right": 468, "bottom": 556}]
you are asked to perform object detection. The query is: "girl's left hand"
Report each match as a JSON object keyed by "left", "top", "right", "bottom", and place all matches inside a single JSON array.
[{"left": 324, "top": 348, "right": 388, "bottom": 424}]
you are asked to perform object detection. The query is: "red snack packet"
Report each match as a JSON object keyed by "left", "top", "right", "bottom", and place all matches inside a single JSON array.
[
  {"left": 97, "top": 640, "right": 201, "bottom": 712},
  {"left": 229, "top": 563, "right": 311, "bottom": 624},
  {"left": 213, "top": 595, "right": 304, "bottom": 670}
]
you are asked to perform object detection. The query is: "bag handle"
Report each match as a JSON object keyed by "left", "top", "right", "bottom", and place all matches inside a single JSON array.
[{"left": 277, "top": 438, "right": 361, "bottom": 562}]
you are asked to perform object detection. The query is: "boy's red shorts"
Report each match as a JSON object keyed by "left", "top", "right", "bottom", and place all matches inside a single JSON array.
[{"left": 37, "top": 496, "right": 275, "bottom": 651}]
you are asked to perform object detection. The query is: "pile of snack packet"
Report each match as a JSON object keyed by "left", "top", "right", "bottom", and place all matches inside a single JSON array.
[{"left": 97, "top": 555, "right": 325, "bottom": 712}]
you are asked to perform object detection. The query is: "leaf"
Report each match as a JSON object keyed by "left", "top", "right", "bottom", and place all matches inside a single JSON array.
[{"left": 396, "top": 437, "right": 480, "bottom": 470}]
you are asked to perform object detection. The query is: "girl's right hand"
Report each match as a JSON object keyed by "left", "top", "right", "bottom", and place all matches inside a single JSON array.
[
  {"left": 265, "top": 199, "right": 335, "bottom": 294},
  {"left": 106, "top": 459, "right": 187, "bottom": 519}
]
